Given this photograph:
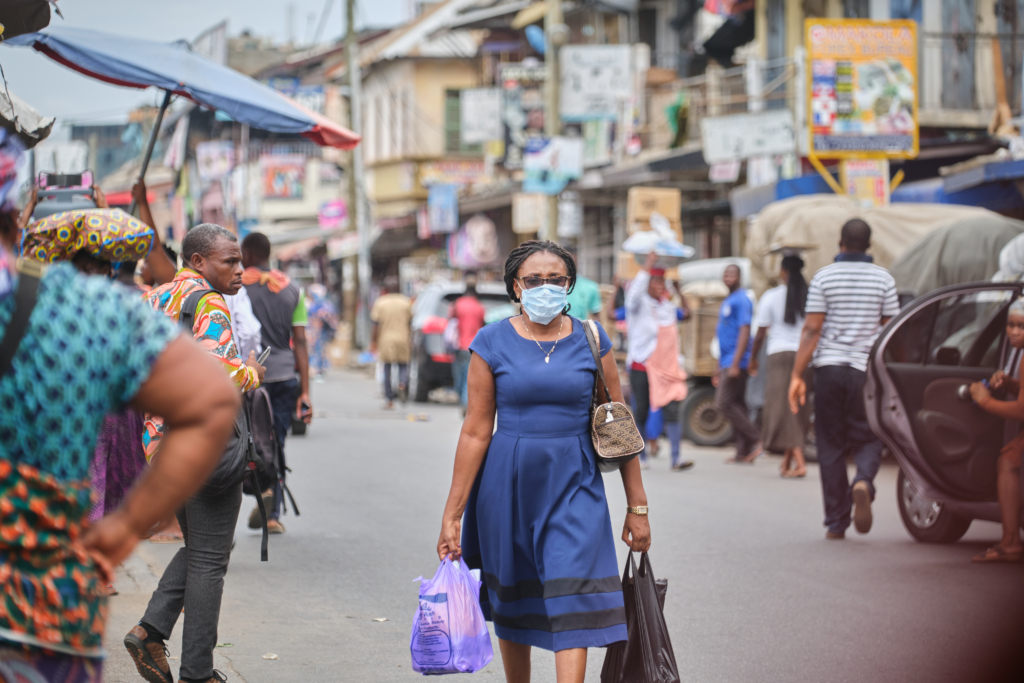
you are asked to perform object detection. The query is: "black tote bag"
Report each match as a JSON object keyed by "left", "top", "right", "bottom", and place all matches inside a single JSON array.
[{"left": 601, "top": 552, "right": 680, "bottom": 683}]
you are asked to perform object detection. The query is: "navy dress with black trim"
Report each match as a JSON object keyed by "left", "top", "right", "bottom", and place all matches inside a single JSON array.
[{"left": 461, "top": 317, "right": 627, "bottom": 651}]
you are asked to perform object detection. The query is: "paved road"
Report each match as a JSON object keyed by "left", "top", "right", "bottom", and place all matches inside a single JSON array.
[{"left": 104, "top": 369, "right": 1024, "bottom": 683}]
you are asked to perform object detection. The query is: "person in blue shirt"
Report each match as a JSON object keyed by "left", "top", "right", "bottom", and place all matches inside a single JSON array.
[{"left": 715, "top": 264, "right": 762, "bottom": 463}]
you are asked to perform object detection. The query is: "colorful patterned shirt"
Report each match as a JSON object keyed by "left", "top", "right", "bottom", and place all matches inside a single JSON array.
[
  {"left": 0, "top": 264, "right": 179, "bottom": 656},
  {"left": 142, "top": 268, "right": 260, "bottom": 459}
]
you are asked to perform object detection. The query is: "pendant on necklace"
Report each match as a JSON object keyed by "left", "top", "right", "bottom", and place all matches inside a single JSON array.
[{"left": 545, "top": 356, "right": 550, "bottom": 363}]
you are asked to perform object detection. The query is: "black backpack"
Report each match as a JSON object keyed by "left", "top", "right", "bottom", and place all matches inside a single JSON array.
[{"left": 180, "top": 288, "right": 270, "bottom": 561}]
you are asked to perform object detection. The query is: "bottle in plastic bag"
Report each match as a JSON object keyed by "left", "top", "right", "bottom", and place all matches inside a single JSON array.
[{"left": 410, "top": 557, "right": 494, "bottom": 675}]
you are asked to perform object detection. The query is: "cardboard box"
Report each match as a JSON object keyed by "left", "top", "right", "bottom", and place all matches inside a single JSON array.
[
  {"left": 681, "top": 292, "right": 724, "bottom": 378},
  {"left": 627, "top": 187, "right": 682, "bottom": 226}
]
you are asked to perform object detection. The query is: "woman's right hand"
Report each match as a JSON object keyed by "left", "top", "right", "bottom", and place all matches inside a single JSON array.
[{"left": 437, "top": 514, "right": 462, "bottom": 561}]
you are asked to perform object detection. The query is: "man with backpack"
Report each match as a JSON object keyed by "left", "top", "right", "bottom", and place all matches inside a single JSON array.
[
  {"left": 126, "top": 224, "right": 265, "bottom": 683},
  {"left": 239, "top": 231, "right": 312, "bottom": 534}
]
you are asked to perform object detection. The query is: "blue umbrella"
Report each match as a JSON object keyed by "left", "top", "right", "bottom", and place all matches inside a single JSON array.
[{"left": 7, "top": 27, "right": 359, "bottom": 209}]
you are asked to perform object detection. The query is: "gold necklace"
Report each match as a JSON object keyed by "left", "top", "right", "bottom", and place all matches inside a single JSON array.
[{"left": 523, "top": 315, "right": 564, "bottom": 364}]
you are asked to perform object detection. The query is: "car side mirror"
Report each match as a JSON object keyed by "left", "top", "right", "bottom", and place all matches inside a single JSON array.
[{"left": 935, "top": 347, "right": 961, "bottom": 366}]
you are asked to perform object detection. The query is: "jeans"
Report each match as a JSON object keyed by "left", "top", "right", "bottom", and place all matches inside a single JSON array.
[
  {"left": 383, "top": 363, "right": 409, "bottom": 402},
  {"left": 263, "top": 378, "right": 299, "bottom": 520},
  {"left": 715, "top": 370, "right": 760, "bottom": 459},
  {"left": 813, "top": 365, "right": 883, "bottom": 534},
  {"left": 452, "top": 350, "right": 472, "bottom": 407},
  {"left": 141, "top": 484, "right": 243, "bottom": 682}
]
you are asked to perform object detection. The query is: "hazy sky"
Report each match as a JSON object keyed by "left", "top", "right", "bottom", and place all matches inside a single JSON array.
[{"left": 0, "top": 0, "right": 405, "bottom": 127}]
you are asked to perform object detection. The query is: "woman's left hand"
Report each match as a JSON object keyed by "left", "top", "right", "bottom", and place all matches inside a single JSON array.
[{"left": 622, "top": 513, "right": 651, "bottom": 552}]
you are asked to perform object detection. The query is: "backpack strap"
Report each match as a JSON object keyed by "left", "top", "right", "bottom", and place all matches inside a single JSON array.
[
  {"left": 178, "top": 288, "right": 215, "bottom": 333},
  {"left": 0, "top": 259, "right": 45, "bottom": 379}
]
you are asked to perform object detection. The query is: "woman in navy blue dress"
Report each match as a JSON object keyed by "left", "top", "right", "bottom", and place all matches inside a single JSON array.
[{"left": 438, "top": 241, "right": 651, "bottom": 683}]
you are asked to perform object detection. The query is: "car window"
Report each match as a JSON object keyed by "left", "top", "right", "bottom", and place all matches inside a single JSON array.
[
  {"left": 884, "top": 290, "right": 1013, "bottom": 368},
  {"left": 924, "top": 291, "right": 1012, "bottom": 368}
]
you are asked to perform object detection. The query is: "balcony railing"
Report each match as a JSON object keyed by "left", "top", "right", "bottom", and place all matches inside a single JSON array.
[{"left": 921, "top": 32, "right": 1024, "bottom": 119}]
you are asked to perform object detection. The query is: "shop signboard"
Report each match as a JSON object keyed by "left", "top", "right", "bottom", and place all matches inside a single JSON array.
[
  {"left": 512, "top": 192, "right": 548, "bottom": 234},
  {"left": 420, "top": 160, "right": 486, "bottom": 186},
  {"left": 557, "top": 191, "right": 582, "bottom": 238},
  {"left": 260, "top": 154, "right": 305, "bottom": 199},
  {"left": 428, "top": 183, "right": 459, "bottom": 234},
  {"left": 460, "top": 88, "right": 503, "bottom": 145},
  {"left": 500, "top": 62, "right": 547, "bottom": 170},
  {"left": 805, "top": 19, "right": 918, "bottom": 158},
  {"left": 701, "top": 110, "right": 795, "bottom": 164},
  {"left": 841, "top": 158, "right": 890, "bottom": 207},
  {"left": 318, "top": 199, "right": 347, "bottom": 230},
  {"left": 522, "top": 136, "right": 583, "bottom": 195},
  {"left": 560, "top": 45, "right": 633, "bottom": 122}
]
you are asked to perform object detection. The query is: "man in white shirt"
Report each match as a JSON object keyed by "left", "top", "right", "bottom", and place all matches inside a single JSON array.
[
  {"left": 626, "top": 253, "right": 693, "bottom": 471},
  {"left": 789, "top": 220, "right": 899, "bottom": 540}
]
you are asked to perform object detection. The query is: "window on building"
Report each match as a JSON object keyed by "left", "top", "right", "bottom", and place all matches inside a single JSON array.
[{"left": 445, "top": 90, "right": 482, "bottom": 155}]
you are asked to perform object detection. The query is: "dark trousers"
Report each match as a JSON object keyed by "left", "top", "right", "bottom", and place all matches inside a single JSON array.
[
  {"left": 142, "top": 484, "right": 243, "bottom": 682},
  {"left": 383, "top": 363, "right": 409, "bottom": 402},
  {"left": 263, "top": 378, "right": 299, "bottom": 520},
  {"left": 813, "top": 365, "right": 883, "bottom": 534},
  {"left": 629, "top": 369, "right": 682, "bottom": 428},
  {"left": 716, "top": 369, "right": 760, "bottom": 459}
]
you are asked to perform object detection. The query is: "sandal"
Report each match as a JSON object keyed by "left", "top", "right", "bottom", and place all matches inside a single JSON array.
[
  {"left": 148, "top": 532, "right": 184, "bottom": 544},
  {"left": 783, "top": 468, "right": 807, "bottom": 479},
  {"left": 972, "top": 546, "right": 1024, "bottom": 563}
]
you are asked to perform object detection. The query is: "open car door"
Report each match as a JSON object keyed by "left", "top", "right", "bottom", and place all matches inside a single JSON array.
[{"left": 866, "top": 282, "right": 1024, "bottom": 541}]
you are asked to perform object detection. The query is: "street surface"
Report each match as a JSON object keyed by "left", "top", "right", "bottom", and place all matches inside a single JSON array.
[{"left": 104, "top": 369, "right": 1024, "bottom": 683}]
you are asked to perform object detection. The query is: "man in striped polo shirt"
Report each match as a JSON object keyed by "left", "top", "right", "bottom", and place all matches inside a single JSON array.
[{"left": 788, "top": 219, "right": 899, "bottom": 540}]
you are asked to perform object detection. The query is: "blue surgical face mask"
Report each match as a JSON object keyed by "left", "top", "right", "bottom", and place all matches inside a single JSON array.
[{"left": 520, "top": 284, "right": 567, "bottom": 324}]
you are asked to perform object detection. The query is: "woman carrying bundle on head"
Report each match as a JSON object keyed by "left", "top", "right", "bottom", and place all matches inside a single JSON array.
[{"left": 750, "top": 251, "right": 812, "bottom": 478}]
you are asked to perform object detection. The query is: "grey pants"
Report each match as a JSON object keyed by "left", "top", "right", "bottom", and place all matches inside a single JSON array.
[
  {"left": 142, "top": 484, "right": 242, "bottom": 681},
  {"left": 383, "top": 363, "right": 409, "bottom": 402}
]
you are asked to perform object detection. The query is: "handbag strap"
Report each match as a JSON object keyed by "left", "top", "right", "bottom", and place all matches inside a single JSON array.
[
  {"left": 0, "top": 259, "right": 44, "bottom": 379},
  {"left": 582, "top": 319, "right": 609, "bottom": 404}
]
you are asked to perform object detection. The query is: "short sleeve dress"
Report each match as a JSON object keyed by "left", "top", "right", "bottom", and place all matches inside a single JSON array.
[{"left": 461, "top": 316, "right": 627, "bottom": 652}]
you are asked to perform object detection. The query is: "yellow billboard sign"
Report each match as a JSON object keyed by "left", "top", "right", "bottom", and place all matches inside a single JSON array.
[{"left": 805, "top": 19, "right": 918, "bottom": 159}]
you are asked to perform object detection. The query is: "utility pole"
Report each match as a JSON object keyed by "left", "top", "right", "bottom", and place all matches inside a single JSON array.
[
  {"left": 346, "top": 0, "right": 370, "bottom": 348},
  {"left": 543, "top": 0, "right": 567, "bottom": 242}
]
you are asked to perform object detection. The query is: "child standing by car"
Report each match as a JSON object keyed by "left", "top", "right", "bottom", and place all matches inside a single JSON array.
[{"left": 969, "top": 297, "right": 1024, "bottom": 563}]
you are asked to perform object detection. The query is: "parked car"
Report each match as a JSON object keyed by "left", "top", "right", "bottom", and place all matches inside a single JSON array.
[
  {"left": 865, "top": 280, "right": 1023, "bottom": 543},
  {"left": 409, "top": 281, "right": 516, "bottom": 402}
]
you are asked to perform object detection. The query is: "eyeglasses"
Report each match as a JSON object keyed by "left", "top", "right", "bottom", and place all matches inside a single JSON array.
[{"left": 518, "top": 276, "right": 569, "bottom": 289}]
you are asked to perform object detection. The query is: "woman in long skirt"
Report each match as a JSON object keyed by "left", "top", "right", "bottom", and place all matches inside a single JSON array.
[
  {"left": 437, "top": 241, "right": 651, "bottom": 682},
  {"left": 750, "top": 254, "right": 811, "bottom": 477}
]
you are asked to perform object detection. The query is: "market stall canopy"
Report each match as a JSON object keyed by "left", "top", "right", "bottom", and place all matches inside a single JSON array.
[
  {"left": 0, "top": 86, "right": 53, "bottom": 148},
  {"left": 745, "top": 195, "right": 999, "bottom": 294},
  {"left": 888, "top": 216, "right": 1024, "bottom": 297},
  {"left": 5, "top": 27, "right": 360, "bottom": 149}
]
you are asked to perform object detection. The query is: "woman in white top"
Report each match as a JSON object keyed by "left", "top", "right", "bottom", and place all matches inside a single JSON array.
[{"left": 750, "top": 255, "right": 810, "bottom": 477}]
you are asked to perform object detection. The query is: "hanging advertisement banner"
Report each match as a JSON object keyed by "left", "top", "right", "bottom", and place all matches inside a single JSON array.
[
  {"left": 500, "top": 62, "right": 547, "bottom": 170},
  {"left": 512, "top": 192, "right": 548, "bottom": 234},
  {"left": 560, "top": 45, "right": 633, "bottom": 122},
  {"left": 522, "top": 136, "right": 584, "bottom": 195},
  {"left": 260, "top": 154, "right": 305, "bottom": 199},
  {"left": 196, "top": 140, "right": 235, "bottom": 182},
  {"left": 805, "top": 19, "right": 918, "bottom": 158},
  {"left": 557, "top": 191, "right": 583, "bottom": 238},
  {"left": 420, "top": 160, "right": 486, "bottom": 186},
  {"left": 460, "top": 88, "right": 503, "bottom": 144},
  {"left": 428, "top": 184, "right": 459, "bottom": 234}
]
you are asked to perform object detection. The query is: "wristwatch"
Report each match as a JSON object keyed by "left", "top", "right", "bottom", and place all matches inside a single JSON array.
[{"left": 626, "top": 506, "right": 649, "bottom": 516}]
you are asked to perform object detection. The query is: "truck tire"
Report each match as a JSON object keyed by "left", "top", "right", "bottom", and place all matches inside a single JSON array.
[
  {"left": 682, "top": 385, "right": 733, "bottom": 447},
  {"left": 897, "top": 469, "right": 972, "bottom": 543}
]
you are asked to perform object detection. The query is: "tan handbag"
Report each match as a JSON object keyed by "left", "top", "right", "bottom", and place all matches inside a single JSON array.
[{"left": 581, "top": 319, "right": 645, "bottom": 472}]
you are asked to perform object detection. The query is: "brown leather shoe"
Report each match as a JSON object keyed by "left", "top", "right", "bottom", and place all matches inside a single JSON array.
[{"left": 124, "top": 624, "right": 174, "bottom": 683}]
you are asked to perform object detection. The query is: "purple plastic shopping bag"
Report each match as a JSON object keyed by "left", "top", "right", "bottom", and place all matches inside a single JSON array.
[{"left": 411, "top": 557, "right": 494, "bottom": 675}]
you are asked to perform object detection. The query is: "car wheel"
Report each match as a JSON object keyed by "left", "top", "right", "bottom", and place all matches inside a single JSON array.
[
  {"left": 410, "top": 351, "right": 431, "bottom": 403},
  {"left": 682, "top": 385, "right": 733, "bottom": 447},
  {"left": 897, "top": 469, "right": 972, "bottom": 543}
]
